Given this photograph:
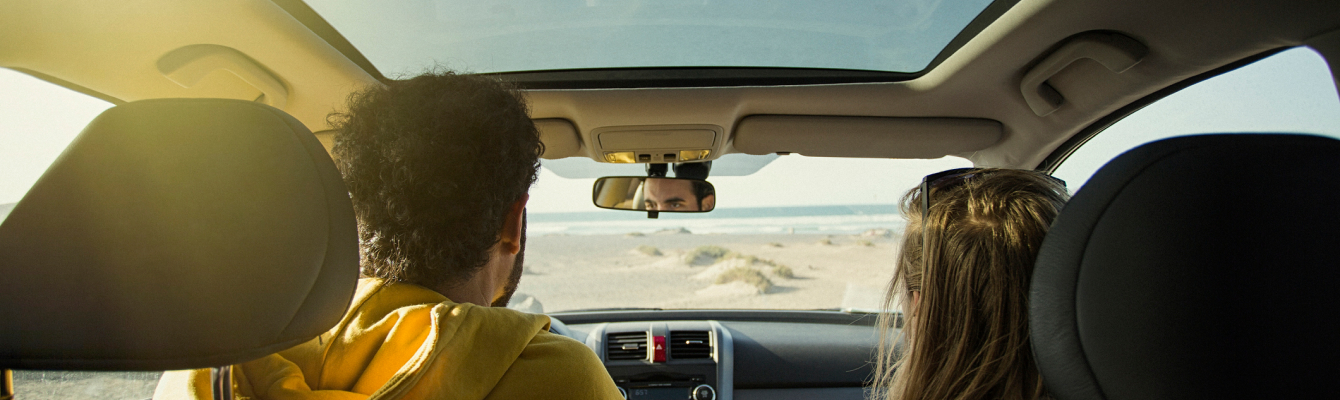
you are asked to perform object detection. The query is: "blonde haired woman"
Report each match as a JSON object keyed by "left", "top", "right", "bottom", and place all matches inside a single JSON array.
[{"left": 873, "top": 168, "right": 1069, "bottom": 400}]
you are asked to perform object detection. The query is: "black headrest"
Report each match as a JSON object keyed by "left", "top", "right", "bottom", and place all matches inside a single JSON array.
[
  {"left": 0, "top": 99, "right": 358, "bottom": 370},
  {"left": 1031, "top": 134, "right": 1340, "bottom": 399}
]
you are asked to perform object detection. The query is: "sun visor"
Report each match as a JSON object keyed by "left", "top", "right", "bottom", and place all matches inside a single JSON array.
[
  {"left": 733, "top": 116, "right": 1002, "bottom": 158},
  {"left": 535, "top": 118, "right": 582, "bottom": 159}
]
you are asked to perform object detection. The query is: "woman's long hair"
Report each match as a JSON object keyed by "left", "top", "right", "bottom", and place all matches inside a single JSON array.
[{"left": 872, "top": 169, "right": 1069, "bottom": 400}]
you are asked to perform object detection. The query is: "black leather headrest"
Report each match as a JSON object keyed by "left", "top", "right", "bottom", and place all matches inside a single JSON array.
[
  {"left": 1031, "top": 134, "right": 1340, "bottom": 399},
  {"left": 0, "top": 99, "right": 358, "bottom": 370}
]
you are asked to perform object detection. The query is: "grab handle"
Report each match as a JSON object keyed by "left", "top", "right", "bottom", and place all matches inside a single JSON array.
[
  {"left": 1021, "top": 32, "right": 1148, "bottom": 117},
  {"left": 157, "top": 44, "right": 289, "bottom": 109}
]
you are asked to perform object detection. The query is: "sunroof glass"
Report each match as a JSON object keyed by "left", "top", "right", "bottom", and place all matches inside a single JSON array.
[{"left": 306, "top": 0, "right": 1000, "bottom": 75}]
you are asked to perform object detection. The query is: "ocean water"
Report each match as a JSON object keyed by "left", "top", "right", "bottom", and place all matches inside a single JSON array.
[{"left": 528, "top": 204, "right": 908, "bottom": 236}]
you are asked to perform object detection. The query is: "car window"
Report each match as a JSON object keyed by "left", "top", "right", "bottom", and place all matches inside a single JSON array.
[
  {"left": 1052, "top": 47, "right": 1340, "bottom": 188},
  {"left": 0, "top": 68, "right": 114, "bottom": 221},
  {"left": 521, "top": 155, "right": 972, "bottom": 313},
  {"left": 0, "top": 70, "right": 163, "bottom": 398},
  {"left": 306, "top": 0, "right": 1000, "bottom": 74},
  {"left": 12, "top": 370, "right": 163, "bottom": 400}
]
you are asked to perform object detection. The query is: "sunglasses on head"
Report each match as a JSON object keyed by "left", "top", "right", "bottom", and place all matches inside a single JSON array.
[{"left": 918, "top": 167, "right": 1066, "bottom": 254}]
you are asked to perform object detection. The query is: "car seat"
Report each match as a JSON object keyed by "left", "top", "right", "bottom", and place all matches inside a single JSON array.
[
  {"left": 0, "top": 99, "right": 359, "bottom": 399},
  {"left": 1029, "top": 133, "right": 1340, "bottom": 399}
]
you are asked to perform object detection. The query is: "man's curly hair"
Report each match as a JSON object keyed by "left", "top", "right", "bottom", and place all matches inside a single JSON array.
[{"left": 329, "top": 71, "right": 542, "bottom": 291}]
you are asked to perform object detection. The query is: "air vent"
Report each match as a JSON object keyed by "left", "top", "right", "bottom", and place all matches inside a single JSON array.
[
  {"left": 606, "top": 332, "right": 648, "bottom": 360},
  {"left": 670, "top": 330, "right": 712, "bottom": 359}
]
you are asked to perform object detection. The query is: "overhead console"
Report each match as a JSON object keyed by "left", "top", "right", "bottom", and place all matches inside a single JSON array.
[
  {"left": 586, "top": 321, "right": 733, "bottom": 400},
  {"left": 593, "top": 125, "right": 724, "bottom": 164},
  {"left": 532, "top": 121, "right": 726, "bottom": 164}
]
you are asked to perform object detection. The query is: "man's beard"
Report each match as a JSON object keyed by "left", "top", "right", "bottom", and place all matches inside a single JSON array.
[{"left": 491, "top": 213, "right": 526, "bottom": 307}]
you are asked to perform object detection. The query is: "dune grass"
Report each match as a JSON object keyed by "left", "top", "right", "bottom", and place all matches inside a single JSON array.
[
  {"left": 714, "top": 267, "right": 774, "bottom": 293},
  {"left": 635, "top": 245, "right": 662, "bottom": 256},
  {"left": 685, "top": 245, "right": 732, "bottom": 265},
  {"left": 686, "top": 246, "right": 795, "bottom": 280}
]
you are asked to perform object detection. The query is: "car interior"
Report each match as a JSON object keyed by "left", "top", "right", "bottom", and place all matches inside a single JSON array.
[{"left": 2, "top": 0, "right": 1339, "bottom": 399}]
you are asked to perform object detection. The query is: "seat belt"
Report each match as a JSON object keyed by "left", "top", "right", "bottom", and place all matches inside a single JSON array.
[{"left": 211, "top": 366, "right": 233, "bottom": 400}]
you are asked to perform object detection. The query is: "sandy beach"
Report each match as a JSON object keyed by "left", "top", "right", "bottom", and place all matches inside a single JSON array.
[
  {"left": 11, "top": 371, "right": 161, "bottom": 400},
  {"left": 515, "top": 230, "right": 904, "bottom": 313}
]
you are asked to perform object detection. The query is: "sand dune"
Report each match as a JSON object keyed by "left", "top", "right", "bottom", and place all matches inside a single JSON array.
[{"left": 516, "top": 232, "right": 902, "bottom": 312}]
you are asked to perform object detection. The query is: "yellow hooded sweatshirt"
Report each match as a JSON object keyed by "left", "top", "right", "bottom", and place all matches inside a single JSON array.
[{"left": 154, "top": 278, "right": 623, "bottom": 400}]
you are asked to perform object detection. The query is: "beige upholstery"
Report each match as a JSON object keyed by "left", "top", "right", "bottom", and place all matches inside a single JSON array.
[
  {"left": 733, "top": 116, "right": 1001, "bottom": 158},
  {"left": 536, "top": 119, "right": 583, "bottom": 159}
]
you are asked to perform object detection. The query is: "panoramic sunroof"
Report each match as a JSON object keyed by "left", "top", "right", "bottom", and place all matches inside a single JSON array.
[{"left": 304, "top": 0, "right": 1000, "bottom": 77}]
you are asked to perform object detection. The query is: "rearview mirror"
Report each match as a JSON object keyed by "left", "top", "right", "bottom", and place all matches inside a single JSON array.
[{"left": 593, "top": 177, "right": 716, "bottom": 212}]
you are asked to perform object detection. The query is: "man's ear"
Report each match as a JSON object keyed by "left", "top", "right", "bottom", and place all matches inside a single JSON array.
[
  {"left": 501, "top": 194, "right": 529, "bottom": 255},
  {"left": 701, "top": 194, "right": 716, "bottom": 211}
]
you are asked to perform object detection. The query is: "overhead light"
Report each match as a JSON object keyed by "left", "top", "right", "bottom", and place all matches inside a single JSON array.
[
  {"left": 604, "top": 151, "right": 637, "bottom": 163},
  {"left": 679, "top": 149, "right": 711, "bottom": 162}
]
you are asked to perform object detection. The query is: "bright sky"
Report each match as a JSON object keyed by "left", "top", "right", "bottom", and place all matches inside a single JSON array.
[
  {"left": 1052, "top": 48, "right": 1340, "bottom": 186},
  {"left": 0, "top": 75, "right": 113, "bottom": 205},
  {"left": 2, "top": 48, "right": 1338, "bottom": 212},
  {"left": 305, "top": 0, "right": 995, "bottom": 74}
]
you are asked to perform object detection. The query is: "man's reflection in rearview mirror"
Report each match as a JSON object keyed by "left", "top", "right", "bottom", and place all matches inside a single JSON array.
[{"left": 643, "top": 178, "right": 715, "bottom": 211}]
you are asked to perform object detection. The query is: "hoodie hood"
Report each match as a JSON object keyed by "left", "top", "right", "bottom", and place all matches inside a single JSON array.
[{"left": 234, "top": 278, "right": 552, "bottom": 400}]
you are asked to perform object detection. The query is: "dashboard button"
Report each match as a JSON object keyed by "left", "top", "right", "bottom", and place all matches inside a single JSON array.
[
  {"left": 652, "top": 335, "right": 666, "bottom": 362},
  {"left": 617, "top": 387, "right": 627, "bottom": 399},
  {"left": 692, "top": 384, "right": 715, "bottom": 400}
]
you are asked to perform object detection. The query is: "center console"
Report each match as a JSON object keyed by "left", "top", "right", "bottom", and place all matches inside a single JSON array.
[{"left": 584, "top": 321, "right": 734, "bottom": 400}]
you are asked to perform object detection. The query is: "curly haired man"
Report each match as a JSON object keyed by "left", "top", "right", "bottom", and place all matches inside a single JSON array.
[{"left": 156, "top": 72, "right": 621, "bottom": 400}]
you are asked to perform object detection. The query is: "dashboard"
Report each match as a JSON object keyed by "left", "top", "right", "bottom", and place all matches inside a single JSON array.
[{"left": 548, "top": 310, "right": 883, "bottom": 400}]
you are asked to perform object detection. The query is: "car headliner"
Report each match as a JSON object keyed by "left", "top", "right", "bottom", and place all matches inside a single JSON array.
[{"left": 1, "top": 0, "right": 1337, "bottom": 171}]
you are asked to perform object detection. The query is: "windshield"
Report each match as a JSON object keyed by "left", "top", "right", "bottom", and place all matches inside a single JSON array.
[
  {"left": 305, "top": 0, "right": 999, "bottom": 74},
  {"left": 518, "top": 155, "right": 970, "bottom": 312}
]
